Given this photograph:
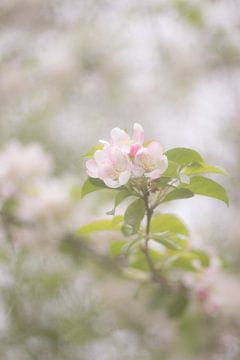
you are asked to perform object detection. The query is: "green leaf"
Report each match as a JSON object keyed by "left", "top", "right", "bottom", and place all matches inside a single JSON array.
[
  {"left": 152, "top": 234, "right": 188, "bottom": 250},
  {"left": 151, "top": 214, "right": 189, "bottom": 236},
  {"left": 130, "top": 248, "right": 163, "bottom": 272},
  {"left": 171, "top": 250, "right": 210, "bottom": 271},
  {"left": 77, "top": 215, "right": 123, "bottom": 236},
  {"left": 181, "top": 176, "right": 229, "bottom": 205},
  {"left": 122, "top": 199, "right": 145, "bottom": 236},
  {"left": 0, "top": 248, "right": 9, "bottom": 263},
  {"left": 112, "top": 215, "right": 124, "bottom": 227},
  {"left": 150, "top": 177, "right": 173, "bottom": 193},
  {"left": 162, "top": 161, "right": 179, "bottom": 178},
  {"left": 107, "top": 190, "right": 132, "bottom": 216},
  {"left": 165, "top": 148, "right": 204, "bottom": 166},
  {"left": 109, "top": 240, "right": 127, "bottom": 256},
  {"left": 82, "top": 144, "right": 104, "bottom": 158},
  {"left": 190, "top": 250, "right": 210, "bottom": 267},
  {"left": 163, "top": 188, "right": 194, "bottom": 203},
  {"left": 81, "top": 178, "right": 107, "bottom": 198},
  {"left": 123, "top": 268, "right": 150, "bottom": 281},
  {"left": 184, "top": 162, "right": 227, "bottom": 176},
  {"left": 167, "top": 289, "right": 189, "bottom": 318},
  {"left": 70, "top": 185, "right": 83, "bottom": 200}
]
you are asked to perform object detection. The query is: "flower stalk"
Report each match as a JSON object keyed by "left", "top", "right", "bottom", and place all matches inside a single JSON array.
[{"left": 142, "top": 189, "right": 170, "bottom": 290}]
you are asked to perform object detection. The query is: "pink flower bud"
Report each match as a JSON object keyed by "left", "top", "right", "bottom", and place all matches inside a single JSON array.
[
  {"left": 130, "top": 144, "right": 142, "bottom": 158},
  {"left": 196, "top": 287, "right": 209, "bottom": 301}
]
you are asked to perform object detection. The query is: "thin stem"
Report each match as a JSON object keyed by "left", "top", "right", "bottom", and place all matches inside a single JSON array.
[
  {"left": 142, "top": 191, "right": 170, "bottom": 290},
  {"left": 151, "top": 179, "right": 180, "bottom": 210}
]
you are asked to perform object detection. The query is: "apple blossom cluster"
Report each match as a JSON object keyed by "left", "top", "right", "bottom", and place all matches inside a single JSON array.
[
  {"left": 86, "top": 123, "right": 168, "bottom": 188},
  {"left": 184, "top": 253, "right": 222, "bottom": 315},
  {"left": 0, "top": 141, "right": 78, "bottom": 241},
  {"left": 0, "top": 141, "right": 53, "bottom": 203}
]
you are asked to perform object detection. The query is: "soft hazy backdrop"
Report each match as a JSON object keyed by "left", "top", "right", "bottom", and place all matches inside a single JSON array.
[{"left": 0, "top": 1, "right": 240, "bottom": 359}]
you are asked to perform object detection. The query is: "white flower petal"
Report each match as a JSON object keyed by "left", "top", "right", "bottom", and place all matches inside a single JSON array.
[
  {"left": 147, "top": 141, "right": 163, "bottom": 162},
  {"left": 119, "top": 170, "right": 131, "bottom": 185},
  {"left": 132, "top": 123, "right": 144, "bottom": 144},
  {"left": 135, "top": 147, "right": 149, "bottom": 165},
  {"left": 94, "top": 149, "right": 109, "bottom": 165},
  {"left": 86, "top": 159, "right": 99, "bottom": 178},
  {"left": 110, "top": 127, "right": 131, "bottom": 147},
  {"left": 131, "top": 165, "right": 144, "bottom": 177},
  {"left": 99, "top": 139, "right": 110, "bottom": 147},
  {"left": 112, "top": 147, "right": 129, "bottom": 171},
  {"left": 103, "top": 177, "right": 121, "bottom": 188},
  {"left": 145, "top": 169, "right": 162, "bottom": 180},
  {"left": 180, "top": 173, "right": 190, "bottom": 184},
  {"left": 145, "top": 156, "right": 168, "bottom": 180},
  {"left": 157, "top": 155, "right": 168, "bottom": 173},
  {"left": 98, "top": 164, "right": 113, "bottom": 179}
]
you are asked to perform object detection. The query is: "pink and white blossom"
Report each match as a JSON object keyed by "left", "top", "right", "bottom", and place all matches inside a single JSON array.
[
  {"left": 86, "top": 124, "right": 168, "bottom": 186},
  {"left": 133, "top": 141, "right": 168, "bottom": 180},
  {"left": 86, "top": 147, "right": 131, "bottom": 188},
  {"left": 100, "top": 123, "right": 144, "bottom": 154}
]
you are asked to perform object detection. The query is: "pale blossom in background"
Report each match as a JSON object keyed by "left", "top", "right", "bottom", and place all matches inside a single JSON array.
[
  {"left": 0, "top": 141, "right": 53, "bottom": 202},
  {"left": 18, "top": 178, "right": 75, "bottom": 224},
  {"left": 0, "top": 142, "right": 79, "bottom": 242}
]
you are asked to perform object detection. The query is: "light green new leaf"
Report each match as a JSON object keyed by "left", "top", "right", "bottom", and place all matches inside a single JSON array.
[
  {"left": 70, "top": 185, "right": 83, "bottom": 200},
  {"left": 123, "top": 268, "right": 150, "bottom": 281},
  {"left": 152, "top": 234, "right": 187, "bottom": 251},
  {"left": 162, "top": 188, "right": 194, "bottom": 203},
  {"left": 77, "top": 215, "right": 123, "bottom": 236},
  {"left": 82, "top": 144, "right": 104, "bottom": 158},
  {"left": 184, "top": 162, "right": 227, "bottom": 176},
  {"left": 112, "top": 215, "right": 123, "bottom": 227},
  {"left": 165, "top": 147, "right": 204, "bottom": 166},
  {"left": 171, "top": 249, "right": 210, "bottom": 271},
  {"left": 181, "top": 176, "right": 229, "bottom": 205},
  {"left": 191, "top": 250, "right": 210, "bottom": 267},
  {"left": 107, "top": 190, "right": 132, "bottom": 215},
  {"left": 109, "top": 240, "right": 127, "bottom": 257},
  {"left": 150, "top": 214, "right": 189, "bottom": 236},
  {"left": 122, "top": 199, "right": 145, "bottom": 236},
  {"left": 130, "top": 248, "right": 163, "bottom": 272},
  {"left": 81, "top": 178, "right": 108, "bottom": 198}
]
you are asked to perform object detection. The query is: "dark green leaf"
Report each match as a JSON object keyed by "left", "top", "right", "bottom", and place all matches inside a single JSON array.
[
  {"left": 88, "top": 177, "right": 108, "bottom": 188},
  {"left": 122, "top": 199, "right": 146, "bottom": 236},
  {"left": 181, "top": 176, "right": 229, "bottom": 205},
  {"left": 81, "top": 178, "right": 107, "bottom": 198},
  {"left": 165, "top": 148, "right": 204, "bottom": 166},
  {"left": 167, "top": 289, "right": 189, "bottom": 318},
  {"left": 107, "top": 190, "right": 132, "bottom": 215},
  {"left": 163, "top": 188, "right": 194, "bottom": 203}
]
